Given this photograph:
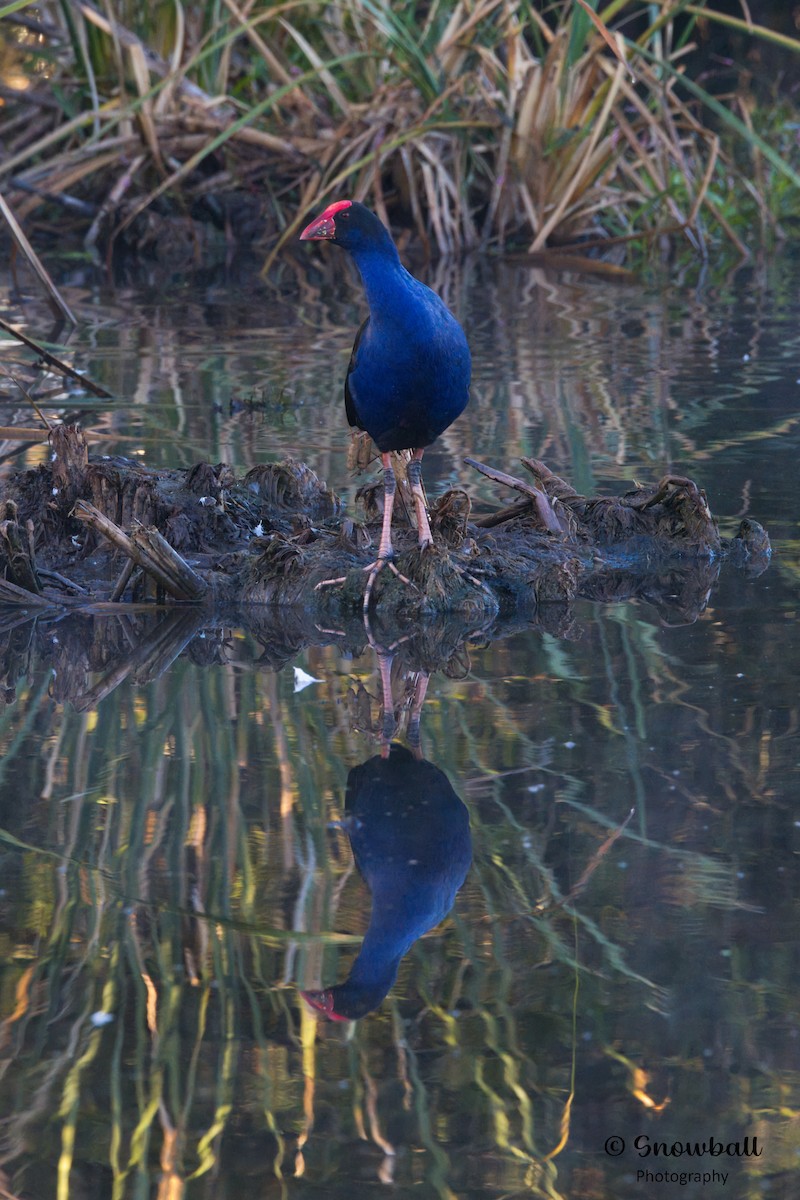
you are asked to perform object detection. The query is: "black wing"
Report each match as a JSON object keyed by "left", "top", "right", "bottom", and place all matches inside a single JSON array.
[{"left": 344, "top": 317, "right": 369, "bottom": 430}]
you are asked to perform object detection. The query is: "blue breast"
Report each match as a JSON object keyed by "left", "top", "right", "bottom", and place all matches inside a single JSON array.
[{"left": 346, "top": 258, "right": 471, "bottom": 453}]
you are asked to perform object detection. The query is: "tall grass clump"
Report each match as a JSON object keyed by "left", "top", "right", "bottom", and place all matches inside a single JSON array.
[{"left": 0, "top": 0, "right": 798, "bottom": 260}]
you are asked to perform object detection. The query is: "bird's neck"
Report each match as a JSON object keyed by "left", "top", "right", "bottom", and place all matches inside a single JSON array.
[
  {"left": 346, "top": 934, "right": 403, "bottom": 992},
  {"left": 350, "top": 243, "right": 415, "bottom": 322},
  {"left": 324, "top": 941, "right": 402, "bottom": 1020},
  {"left": 344, "top": 896, "right": 425, "bottom": 991}
]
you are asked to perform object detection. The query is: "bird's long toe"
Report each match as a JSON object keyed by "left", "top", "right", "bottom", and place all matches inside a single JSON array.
[
  {"left": 314, "top": 573, "right": 350, "bottom": 591},
  {"left": 362, "top": 556, "right": 418, "bottom": 614}
]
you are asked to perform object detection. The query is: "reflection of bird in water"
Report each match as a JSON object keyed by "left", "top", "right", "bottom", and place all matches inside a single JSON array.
[{"left": 302, "top": 741, "right": 471, "bottom": 1021}]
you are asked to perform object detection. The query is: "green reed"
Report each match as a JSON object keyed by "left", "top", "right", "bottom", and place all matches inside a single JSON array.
[{"left": 1, "top": 1, "right": 798, "bottom": 260}]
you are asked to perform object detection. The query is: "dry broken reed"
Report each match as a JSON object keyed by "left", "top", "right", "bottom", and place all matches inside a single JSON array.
[{"left": 0, "top": 0, "right": 798, "bottom": 261}]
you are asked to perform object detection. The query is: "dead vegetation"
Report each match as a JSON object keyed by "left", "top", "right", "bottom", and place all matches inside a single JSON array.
[
  {"left": 0, "top": 423, "right": 770, "bottom": 650},
  {"left": 0, "top": 1, "right": 797, "bottom": 266}
]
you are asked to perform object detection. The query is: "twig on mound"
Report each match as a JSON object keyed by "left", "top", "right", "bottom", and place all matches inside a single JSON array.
[
  {"left": 0, "top": 511, "right": 41, "bottom": 594},
  {"left": 71, "top": 501, "right": 136, "bottom": 554},
  {"left": 109, "top": 558, "right": 136, "bottom": 603},
  {"left": 131, "top": 527, "right": 208, "bottom": 602},
  {"left": 465, "top": 457, "right": 567, "bottom": 533},
  {"left": 73, "top": 501, "right": 208, "bottom": 602}
]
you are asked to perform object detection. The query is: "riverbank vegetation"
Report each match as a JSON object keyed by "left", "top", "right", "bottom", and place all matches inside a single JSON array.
[{"left": 0, "top": 1, "right": 799, "bottom": 262}]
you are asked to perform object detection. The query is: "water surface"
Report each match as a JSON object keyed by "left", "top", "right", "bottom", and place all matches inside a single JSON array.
[{"left": 0, "top": 247, "right": 798, "bottom": 1199}]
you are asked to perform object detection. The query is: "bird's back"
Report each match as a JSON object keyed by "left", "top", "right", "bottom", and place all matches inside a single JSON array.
[
  {"left": 346, "top": 745, "right": 471, "bottom": 915},
  {"left": 301, "top": 745, "right": 471, "bottom": 1021}
]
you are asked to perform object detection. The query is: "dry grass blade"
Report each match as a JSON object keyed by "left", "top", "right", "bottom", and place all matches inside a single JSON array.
[
  {"left": 278, "top": 18, "right": 350, "bottom": 114},
  {"left": 687, "top": 132, "right": 719, "bottom": 228},
  {"left": 0, "top": 0, "right": 794, "bottom": 259},
  {"left": 533, "top": 807, "right": 636, "bottom": 915},
  {"left": 127, "top": 42, "right": 165, "bottom": 174},
  {"left": 574, "top": 0, "right": 628, "bottom": 66},
  {"left": 0, "top": 192, "right": 77, "bottom": 324},
  {"left": 221, "top": 0, "right": 313, "bottom": 101},
  {"left": 561, "top": 806, "right": 635, "bottom": 906}
]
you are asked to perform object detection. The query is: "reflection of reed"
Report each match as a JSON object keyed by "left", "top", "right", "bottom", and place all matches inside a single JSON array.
[{"left": 6, "top": 258, "right": 799, "bottom": 514}]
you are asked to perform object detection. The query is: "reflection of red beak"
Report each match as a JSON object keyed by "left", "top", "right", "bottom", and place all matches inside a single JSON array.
[{"left": 300, "top": 989, "right": 350, "bottom": 1021}]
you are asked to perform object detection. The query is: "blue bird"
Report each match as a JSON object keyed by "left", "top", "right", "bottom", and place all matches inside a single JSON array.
[
  {"left": 301, "top": 744, "right": 472, "bottom": 1021},
  {"left": 300, "top": 201, "right": 471, "bottom": 578}
]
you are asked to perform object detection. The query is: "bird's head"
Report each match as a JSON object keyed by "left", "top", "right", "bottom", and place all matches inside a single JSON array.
[
  {"left": 300, "top": 987, "right": 352, "bottom": 1022},
  {"left": 301, "top": 982, "right": 393, "bottom": 1021},
  {"left": 300, "top": 200, "right": 395, "bottom": 256}
]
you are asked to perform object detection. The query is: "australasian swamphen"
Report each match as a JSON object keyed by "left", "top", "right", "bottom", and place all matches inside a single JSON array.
[
  {"left": 301, "top": 743, "right": 472, "bottom": 1021},
  {"left": 300, "top": 200, "right": 471, "bottom": 591}
]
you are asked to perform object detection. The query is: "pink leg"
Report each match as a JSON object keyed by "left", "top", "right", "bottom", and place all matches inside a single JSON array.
[
  {"left": 376, "top": 452, "right": 396, "bottom": 560},
  {"left": 362, "top": 453, "right": 418, "bottom": 614},
  {"left": 316, "top": 452, "right": 418, "bottom": 613},
  {"left": 407, "top": 449, "right": 433, "bottom": 548},
  {"left": 377, "top": 651, "right": 397, "bottom": 754},
  {"left": 407, "top": 672, "right": 429, "bottom": 756}
]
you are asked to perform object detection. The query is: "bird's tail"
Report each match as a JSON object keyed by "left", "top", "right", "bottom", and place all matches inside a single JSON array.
[{"left": 347, "top": 435, "right": 427, "bottom": 532}]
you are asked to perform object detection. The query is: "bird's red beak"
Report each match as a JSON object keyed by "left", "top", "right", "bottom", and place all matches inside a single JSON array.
[
  {"left": 300, "top": 988, "right": 350, "bottom": 1021},
  {"left": 300, "top": 213, "right": 335, "bottom": 241},
  {"left": 299, "top": 199, "right": 352, "bottom": 241}
]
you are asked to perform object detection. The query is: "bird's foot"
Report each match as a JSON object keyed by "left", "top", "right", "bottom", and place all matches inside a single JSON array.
[
  {"left": 313, "top": 555, "right": 418, "bottom": 613},
  {"left": 439, "top": 551, "right": 496, "bottom": 604},
  {"left": 405, "top": 538, "right": 496, "bottom": 609},
  {"left": 362, "top": 555, "right": 417, "bottom": 614}
]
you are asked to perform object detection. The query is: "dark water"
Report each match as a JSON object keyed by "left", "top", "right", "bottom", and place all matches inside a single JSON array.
[{"left": 0, "top": 246, "right": 799, "bottom": 1200}]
